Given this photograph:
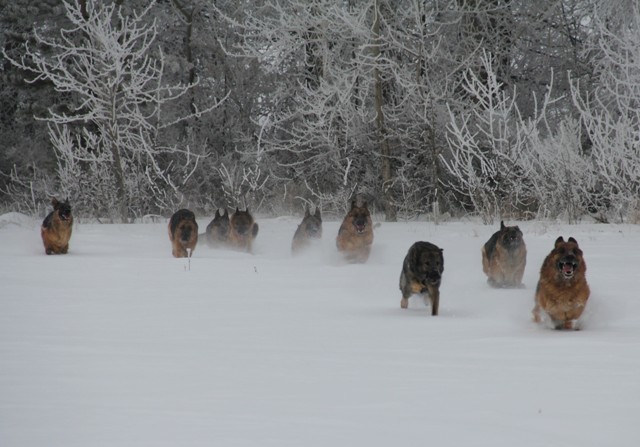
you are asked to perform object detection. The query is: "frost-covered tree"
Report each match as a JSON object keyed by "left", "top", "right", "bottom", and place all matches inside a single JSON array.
[
  {"left": 3, "top": 0, "right": 227, "bottom": 221},
  {"left": 443, "top": 50, "right": 595, "bottom": 223},
  {"left": 571, "top": 2, "right": 640, "bottom": 222},
  {"left": 442, "top": 52, "right": 529, "bottom": 224},
  {"left": 229, "top": 0, "right": 458, "bottom": 219},
  {"left": 0, "top": 0, "right": 66, "bottom": 213}
]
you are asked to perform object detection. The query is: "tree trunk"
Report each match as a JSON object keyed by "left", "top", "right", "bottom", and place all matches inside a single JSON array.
[
  {"left": 108, "top": 133, "right": 129, "bottom": 223},
  {"left": 372, "top": 0, "right": 397, "bottom": 222}
]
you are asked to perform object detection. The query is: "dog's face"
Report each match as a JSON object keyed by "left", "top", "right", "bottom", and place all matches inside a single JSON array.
[
  {"left": 414, "top": 249, "right": 444, "bottom": 286},
  {"left": 552, "top": 237, "right": 584, "bottom": 280},
  {"left": 53, "top": 198, "right": 72, "bottom": 222},
  {"left": 301, "top": 208, "right": 322, "bottom": 238},
  {"left": 177, "top": 219, "right": 196, "bottom": 244},
  {"left": 212, "top": 209, "right": 230, "bottom": 237},
  {"left": 498, "top": 221, "right": 523, "bottom": 249},
  {"left": 347, "top": 201, "right": 371, "bottom": 235},
  {"left": 231, "top": 208, "right": 255, "bottom": 236}
]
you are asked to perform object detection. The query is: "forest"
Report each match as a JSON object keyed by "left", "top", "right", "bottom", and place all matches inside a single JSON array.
[{"left": 1, "top": 0, "right": 639, "bottom": 224}]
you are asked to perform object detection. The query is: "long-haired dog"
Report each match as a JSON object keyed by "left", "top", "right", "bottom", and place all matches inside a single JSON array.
[
  {"left": 533, "top": 236, "right": 590, "bottom": 330},
  {"left": 205, "top": 208, "right": 230, "bottom": 247},
  {"left": 41, "top": 197, "right": 73, "bottom": 255},
  {"left": 399, "top": 241, "right": 444, "bottom": 316},
  {"left": 481, "top": 221, "right": 527, "bottom": 288},
  {"left": 291, "top": 206, "right": 322, "bottom": 254},
  {"left": 336, "top": 201, "right": 373, "bottom": 263},
  {"left": 228, "top": 207, "right": 259, "bottom": 253},
  {"left": 168, "top": 209, "right": 198, "bottom": 258}
]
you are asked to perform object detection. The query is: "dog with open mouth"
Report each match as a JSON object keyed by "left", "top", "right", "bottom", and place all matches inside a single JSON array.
[
  {"left": 336, "top": 200, "right": 373, "bottom": 263},
  {"left": 533, "top": 236, "right": 590, "bottom": 330}
]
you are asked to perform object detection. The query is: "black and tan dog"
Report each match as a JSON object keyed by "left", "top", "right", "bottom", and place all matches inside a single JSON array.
[
  {"left": 228, "top": 207, "right": 259, "bottom": 253},
  {"left": 399, "top": 241, "right": 444, "bottom": 316},
  {"left": 336, "top": 201, "right": 373, "bottom": 263},
  {"left": 168, "top": 209, "right": 198, "bottom": 258},
  {"left": 533, "top": 236, "right": 590, "bottom": 330},
  {"left": 481, "top": 221, "right": 527, "bottom": 288},
  {"left": 41, "top": 197, "right": 73, "bottom": 255},
  {"left": 204, "top": 208, "right": 230, "bottom": 247},
  {"left": 291, "top": 206, "right": 322, "bottom": 254}
]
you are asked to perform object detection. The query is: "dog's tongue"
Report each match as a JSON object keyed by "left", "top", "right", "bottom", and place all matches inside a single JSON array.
[{"left": 563, "top": 263, "right": 573, "bottom": 274}]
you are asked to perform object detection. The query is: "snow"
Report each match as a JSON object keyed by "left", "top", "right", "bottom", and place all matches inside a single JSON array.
[{"left": 1, "top": 214, "right": 639, "bottom": 446}]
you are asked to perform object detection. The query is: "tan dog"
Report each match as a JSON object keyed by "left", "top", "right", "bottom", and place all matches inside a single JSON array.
[
  {"left": 168, "top": 209, "right": 198, "bottom": 258},
  {"left": 533, "top": 237, "right": 590, "bottom": 330},
  {"left": 481, "top": 221, "right": 526, "bottom": 288},
  {"left": 399, "top": 241, "right": 444, "bottom": 316},
  {"left": 41, "top": 197, "right": 73, "bottom": 255},
  {"left": 291, "top": 206, "right": 322, "bottom": 254},
  {"left": 228, "top": 208, "right": 259, "bottom": 253},
  {"left": 336, "top": 201, "right": 373, "bottom": 263}
]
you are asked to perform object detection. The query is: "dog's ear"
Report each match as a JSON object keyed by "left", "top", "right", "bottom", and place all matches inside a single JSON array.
[
  {"left": 51, "top": 197, "right": 59, "bottom": 207},
  {"left": 235, "top": 207, "right": 240, "bottom": 214},
  {"left": 304, "top": 206, "right": 310, "bottom": 217},
  {"left": 554, "top": 236, "right": 565, "bottom": 247},
  {"left": 314, "top": 207, "right": 321, "bottom": 219},
  {"left": 500, "top": 220, "right": 505, "bottom": 230},
  {"left": 568, "top": 237, "right": 578, "bottom": 245},
  {"left": 351, "top": 200, "right": 357, "bottom": 210},
  {"left": 223, "top": 208, "right": 228, "bottom": 217},
  {"left": 215, "top": 209, "right": 221, "bottom": 218}
]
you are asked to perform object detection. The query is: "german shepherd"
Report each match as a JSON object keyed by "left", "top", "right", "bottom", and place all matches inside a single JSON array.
[
  {"left": 41, "top": 197, "right": 73, "bottom": 255},
  {"left": 291, "top": 206, "right": 322, "bottom": 254},
  {"left": 205, "top": 208, "right": 230, "bottom": 247},
  {"left": 481, "top": 221, "right": 527, "bottom": 288},
  {"left": 399, "top": 241, "right": 444, "bottom": 316},
  {"left": 533, "top": 237, "right": 590, "bottom": 330},
  {"left": 228, "top": 207, "right": 259, "bottom": 252},
  {"left": 168, "top": 209, "right": 198, "bottom": 258},
  {"left": 336, "top": 201, "right": 373, "bottom": 263}
]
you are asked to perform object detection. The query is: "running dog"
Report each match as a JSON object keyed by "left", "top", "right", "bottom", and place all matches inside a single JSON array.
[
  {"left": 291, "top": 206, "right": 322, "bottom": 254},
  {"left": 399, "top": 241, "right": 444, "bottom": 316},
  {"left": 533, "top": 236, "right": 590, "bottom": 330},
  {"left": 205, "top": 208, "right": 230, "bottom": 247},
  {"left": 482, "top": 221, "right": 527, "bottom": 288},
  {"left": 168, "top": 209, "right": 198, "bottom": 258},
  {"left": 228, "top": 207, "right": 259, "bottom": 253},
  {"left": 41, "top": 197, "right": 73, "bottom": 255},
  {"left": 336, "top": 201, "right": 373, "bottom": 263}
]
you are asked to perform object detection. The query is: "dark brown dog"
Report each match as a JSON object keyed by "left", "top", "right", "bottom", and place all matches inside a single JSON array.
[
  {"left": 205, "top": 208, "right": 230, "bottom": 247},
  {"left": 481, "top": 221, "right": 527, "bottom": 288},
  {"left": 336, "top": 201, "right": 374, "bottom": 263},
  {"left": 399, "top": 241, "right": 444, "bottom": 316},
  {"left": 291, "top": 206, "right": 322, "bottom": 254},
  {"left": 228, "top": 207, "right": 259, "bottom": 253},
  {"left": 168, "top": 209, "right": 198, "bottom": 258},
  {"left": 41, "top": 197, "right": 73, "bottom": 255},
  {"left": 533, "top": 236, "right": 590, "bottom": 330}
]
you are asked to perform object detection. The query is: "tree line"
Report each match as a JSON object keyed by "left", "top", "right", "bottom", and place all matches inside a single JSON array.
[{"left": 1, "top": 0, "right": 639, "bottom": 223}]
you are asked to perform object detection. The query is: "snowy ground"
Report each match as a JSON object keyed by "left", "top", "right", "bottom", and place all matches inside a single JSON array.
[{"left": 1, "top": 212, "right": 639, "bottom": 447}]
